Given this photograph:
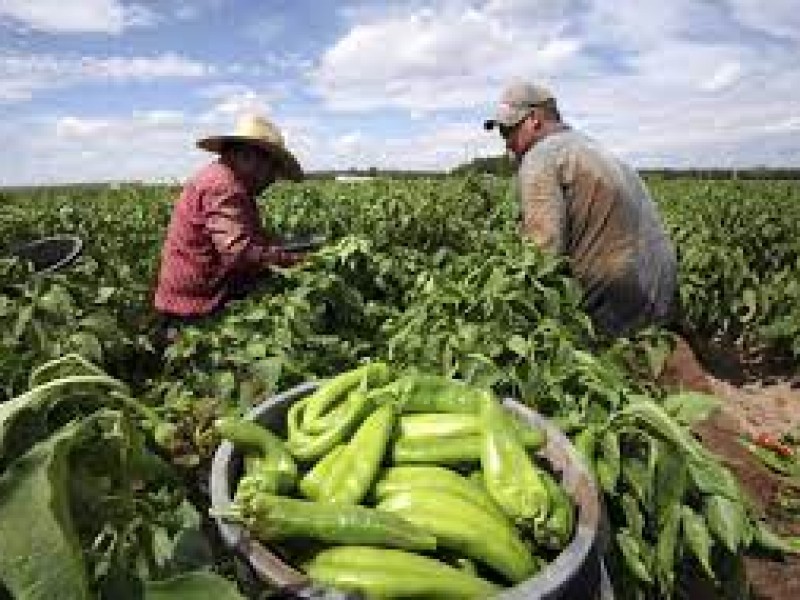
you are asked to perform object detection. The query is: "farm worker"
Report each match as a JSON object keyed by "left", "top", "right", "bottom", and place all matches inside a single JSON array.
[
  {"left": 484, "top": 81, "right": 678, "bottom": 338},
  {"left": 154, "top": 113, "right": 305, "bottom": 322},
  {"left": 485, "top": 81, "right": 715, "bottom": 394}
]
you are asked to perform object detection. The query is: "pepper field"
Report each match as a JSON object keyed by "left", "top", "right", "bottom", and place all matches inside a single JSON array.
[{"left": 1, "top": 176, "right": 799, "bottom": 599}]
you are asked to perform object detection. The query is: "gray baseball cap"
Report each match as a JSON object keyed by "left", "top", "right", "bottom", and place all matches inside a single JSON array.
[{"left": 484, "top": 82, "right": 555, "bottom": 130}]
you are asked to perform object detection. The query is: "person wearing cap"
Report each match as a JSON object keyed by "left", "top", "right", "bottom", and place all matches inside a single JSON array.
[
  {"left": 485, "top": 81, "right": 678, "bottom": 338},
  {"left": 154, "top": 114, "right": 305, "bottom": 322}
]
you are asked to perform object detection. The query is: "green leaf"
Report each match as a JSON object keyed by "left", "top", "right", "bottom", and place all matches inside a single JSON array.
[
  {"left": 621, "top": 493, "right": 644, "bottom": 539},
  {"left": 704, "top": 495, "right": 746, "bottom": 554},
  {"left": 596, "top": 429, "right": 620, "bottom": 493},
  {"left": 622, "top": 454, "right": 653, "bottom": 507},
  {"left": 144, "top": 571, "right": 243, "bottom": 600},
  {"left": 67, "top": 332, "right": 103, "bottom": 364},
  {"left": 751, "top": 521, "right": 800, "bottom": 555},
  {"left": 1, "top": 370, "right": 130, "bottom": 470},
  {"left": 654, "top": 441, "right": 687, "bottom": 524},
  {"left": 0, "top": 422, "right": 90, "bottom": 600},
  {"left": 29, "top": 353, "right": 106, "bottom": 388},
  {"left": 655, "top": 502, "right": 681, "bottom": 596},
  {"left": 616, "top": 529, "right": 652, "bottom": 584},
  {"left": 681, "top": 505, "right": 715, "bottom": 580},
  {"left": 687, "top": 457, "right": 741, "bottom": 501},
  {"left": 506, "top": 335, "right": 528, "bottom": 358},
  {"left": 662, "top": 392, "right": 720, "bottom": 426}
]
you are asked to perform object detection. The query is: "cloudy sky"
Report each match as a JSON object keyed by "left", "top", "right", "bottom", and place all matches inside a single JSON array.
[{"left": 1, "top": 0, "right": 798, "bottom": 185}]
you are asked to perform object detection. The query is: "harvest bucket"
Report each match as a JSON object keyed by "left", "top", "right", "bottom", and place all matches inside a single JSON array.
[{"left": 210, "top": 383, "right": 610, "bottom": 599}]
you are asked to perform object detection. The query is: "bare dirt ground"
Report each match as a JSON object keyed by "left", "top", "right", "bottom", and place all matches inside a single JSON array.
[{"left": 666, "top": 339, "right": 800, "bottom": 599}]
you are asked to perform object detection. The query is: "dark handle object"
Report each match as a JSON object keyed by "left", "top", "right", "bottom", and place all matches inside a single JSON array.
[
  {"left": 279, "top": 235, "right": 328, "bottom": 253},
  {"left": 7, "top": 235, "right": 83, "bottom": 274}
]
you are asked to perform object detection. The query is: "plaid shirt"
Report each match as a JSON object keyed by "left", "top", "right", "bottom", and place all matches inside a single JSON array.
[{"left": 154, "top": 160, "right": 290, "bottom": 317}]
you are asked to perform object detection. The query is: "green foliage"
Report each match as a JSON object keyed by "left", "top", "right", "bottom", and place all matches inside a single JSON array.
[{"left": 2, "top": 176, "right": 799, "bottom": 597}]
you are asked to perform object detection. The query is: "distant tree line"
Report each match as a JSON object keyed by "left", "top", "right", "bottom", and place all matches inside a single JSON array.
[
  {"left": 449, "top": 155, "right": 800, "bottom": 180},
  {"left": 640, "top": 168, "right": 800, "bottom": 180}
]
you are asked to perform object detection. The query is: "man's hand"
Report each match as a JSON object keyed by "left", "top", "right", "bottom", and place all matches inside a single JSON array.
[{"left": 274, "top": 250, "right": 306, "bottom": 268}]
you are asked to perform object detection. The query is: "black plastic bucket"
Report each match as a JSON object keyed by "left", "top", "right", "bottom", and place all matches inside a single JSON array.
[
  {"left": 210, "top": 383, "right": 609, "bottom": 599},
  {"left": 8, "top": 235, "right": 83, "bottom": 274}
]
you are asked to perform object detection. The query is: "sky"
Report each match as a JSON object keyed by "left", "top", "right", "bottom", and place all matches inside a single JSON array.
[{"left": 0, "top": 0, "right": 798, "bottom": 185}]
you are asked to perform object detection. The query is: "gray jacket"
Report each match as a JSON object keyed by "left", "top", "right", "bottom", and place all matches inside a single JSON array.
[{"left": 516, "top": 128, "right": 677, "bottom": 336}]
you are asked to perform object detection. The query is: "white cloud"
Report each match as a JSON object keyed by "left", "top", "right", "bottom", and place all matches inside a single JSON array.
[
  {"left": 313, "top": 3, "right": 582, "bottom": 112},
  {"left": 2, "top": 0, "right": 799, "bottom": 185},
  {"left": 0, "top": 0, "right": 157, "bottom": 34},
  {"left": 4, "top": 111, "right": 206, "bottom": 185},
  {"left": 0, "top": 52, "right": 212, "bottom": 102},
  {"left": 196, "top": 84, "right": 291, "bottom": 125},
  {"left": 310, "top": 0, "right": 800, "bottom": 168},
  {"left": 701, "top": 61, "right": 743, "bottom": 92},
  {"left": 728, "top": 0, "right": 800, "bottom": 42}
]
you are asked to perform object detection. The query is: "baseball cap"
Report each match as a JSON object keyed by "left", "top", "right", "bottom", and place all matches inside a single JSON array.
[{"left": 484, "top": 82, "right": 555, "bottom": 130}]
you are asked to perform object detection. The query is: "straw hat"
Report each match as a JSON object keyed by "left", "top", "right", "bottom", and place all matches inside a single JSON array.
[{"left": 197, "top": 114, "right": 303, "bottom": 181}]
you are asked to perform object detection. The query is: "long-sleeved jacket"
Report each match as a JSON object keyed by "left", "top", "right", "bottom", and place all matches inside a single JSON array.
[
  {"left": 154, "top": 160, "right": 293, "bottom": 317},
  {"left": 516, "top": 128, "right": 677, "bottom": 336}
]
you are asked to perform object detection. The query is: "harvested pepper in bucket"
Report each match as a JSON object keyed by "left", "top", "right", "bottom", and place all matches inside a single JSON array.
[
  {"left": 303, "top": 546, "right": 499, "bottom": 598},
  {"left": 287, "top": 389, "right": 373, "bottom": 460},
  {"left": 374, "top": 465, "right": 505, "bottom": 521},
  {"left": 370, "top": 372, "right": 486, "bottom": 414},
  {"left": 214, "top": 417, "right": 297, "bottom": 495},
  {"left": 301, "top": 362, "right": 391, "bottom": 428},
  {"left": 313, "top": 403, "right": 396, "bottom": 504},
  {"left": 480, "top": 393, "right": 550, "bottom": 528},
  {"left": 213, "top": 494, "right": 436, "bottom": 551},
  {"left": 398, "top": 412, "right": 546, "bottom": 448},
  {"left": 377, "top": 487, "right": 537, "bottom": 583}
]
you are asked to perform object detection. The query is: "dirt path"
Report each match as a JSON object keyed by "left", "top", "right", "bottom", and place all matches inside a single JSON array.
[
  {"left": 656, "top": 334, "right": 800, "bottom": 598},
  {"left": 687, "top": 365, "right": 800, "bottom": 599}
]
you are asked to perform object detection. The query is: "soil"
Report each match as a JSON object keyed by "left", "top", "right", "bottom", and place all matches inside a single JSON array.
[{"left": 661, "top": 337, "right": 800, "bottom": 599}]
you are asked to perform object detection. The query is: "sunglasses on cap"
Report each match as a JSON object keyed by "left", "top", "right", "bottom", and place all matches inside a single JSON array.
[{"left": 499, "top": 117, "right": 528, "bottom": 140}]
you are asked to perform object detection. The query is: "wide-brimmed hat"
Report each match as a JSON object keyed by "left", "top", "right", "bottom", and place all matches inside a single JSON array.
[
  {"left": 197, "top": 114, "right": 303, "bottom": 181},
  {"left": 484, "top": 81, "right": 556, "bottom": 130}
]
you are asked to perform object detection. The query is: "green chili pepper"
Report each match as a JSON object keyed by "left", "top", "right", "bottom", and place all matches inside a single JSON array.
[
  {"left": 236, "top": 455, "right": 288, "bottom": 500},
  {"left": 214, "top": 494, "right": 435, "bottom": 551},
  {"left": 371, "top": 374, "right": 485, "bottom": 414},
  {"left": 316, "top": 404, "right": 396, "bottom": 504},
  {"left": 399, "top": 412, "right": 479, "bottom": 438},
  {"left": 287, "top": 390, "right": 373, "bottom": 461},
  {"left": 374, "top": 466, "right": 505, "bottom": 521},
  {"left": 533, "top": 470, "right": 575, "bottom": 551},
  {"left": 298, "top": 444, "right": 346, "bottom": 500},
  {"left": 304, "top": 546, "right": 499, "bottom": 599},
  {"left": 214, "top": 417, "right": 297, "bottom": 495},
  {"left": 377, "top": 488, "right": 537, "bottom": 583},
  {"left": 302, "top": 362, "right": 391, "bottom": 429},
  {"left": 481, "top": 393, "right": 549, "bottom": 527},
  {"left": 393, "top": 429, "right": 545, "bottom": 465},
  {"left": 399, "top": 412, "right": 545, "bottom": 449}
]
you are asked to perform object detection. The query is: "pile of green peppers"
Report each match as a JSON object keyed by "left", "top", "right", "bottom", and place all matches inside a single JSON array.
[{"left": 213, "top": 365, "right": 576, "bottom": 599}]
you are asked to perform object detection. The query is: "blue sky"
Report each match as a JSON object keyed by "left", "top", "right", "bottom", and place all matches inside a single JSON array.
[{"left": 1, "top": 0, "right": 798, "bottom": 185}]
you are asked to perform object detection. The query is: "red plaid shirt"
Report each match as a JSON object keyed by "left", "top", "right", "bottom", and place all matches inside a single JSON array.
[{"left": 154, "top": 160, "right": 290, "bottom": 317}]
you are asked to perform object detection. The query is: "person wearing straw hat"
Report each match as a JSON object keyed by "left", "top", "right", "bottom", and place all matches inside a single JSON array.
[
  {"left": 484, "top": 80, "right": 678, "bottom": 338},
  {"left": 154, "top": 113, "right": 305, "bottom": 322}
]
